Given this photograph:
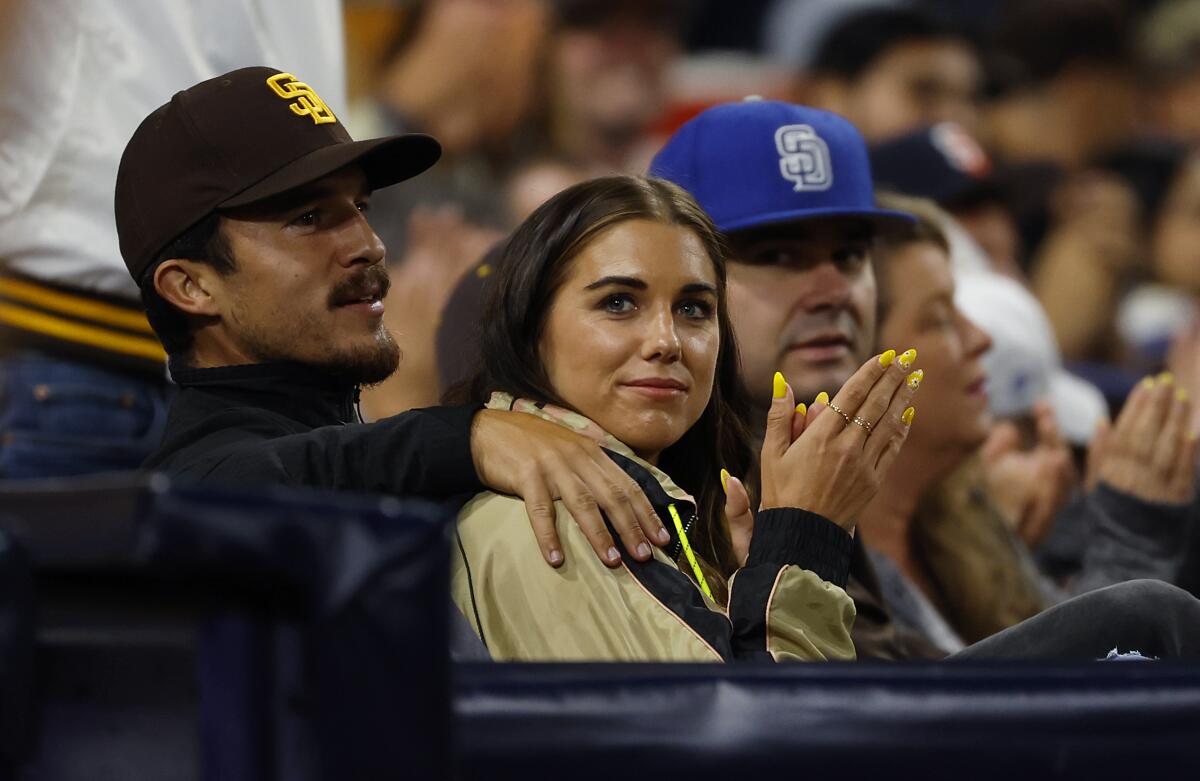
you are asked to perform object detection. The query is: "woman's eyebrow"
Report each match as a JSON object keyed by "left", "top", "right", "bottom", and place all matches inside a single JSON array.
[
  {"left": 584, "top": 275, "right": 647, "bottom": 290},
  {"left": 681, "top": 282, "right": 717, "bottom": 295}
]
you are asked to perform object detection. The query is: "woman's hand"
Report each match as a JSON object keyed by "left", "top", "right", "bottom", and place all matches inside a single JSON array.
[
  {"left": 759, "top": 349, "right": 922, "bottom": 532},
  {"left": 980, "top": 402, "right": 1076, "bottom": 548},
  {"left": 722, "top": 470, "right": 753, "bottom": 566},
  {"left": 1087, "top": 374, "right": 1199, "bottom": 504}
]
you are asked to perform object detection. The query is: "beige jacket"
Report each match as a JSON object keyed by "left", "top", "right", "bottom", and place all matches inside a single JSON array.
[{"left": 451, "top": 395, "right": 857, "bottom": 662}]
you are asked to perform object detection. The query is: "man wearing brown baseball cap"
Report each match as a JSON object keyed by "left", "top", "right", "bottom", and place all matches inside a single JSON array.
[{"left": 118, "top": 66, "right": 672, "bottom": 571}]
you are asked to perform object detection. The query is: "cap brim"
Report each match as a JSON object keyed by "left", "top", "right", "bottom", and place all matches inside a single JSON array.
[
  {"left": 718, "top": 206, "right": 916, "bottom": 237},
  {"left": 220, "top": 133, "right": 441, "bottom": 208}
]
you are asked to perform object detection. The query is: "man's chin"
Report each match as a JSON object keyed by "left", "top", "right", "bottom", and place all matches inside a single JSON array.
[{"left": 315, "top": 337, "right": 401, "bottom": 386}]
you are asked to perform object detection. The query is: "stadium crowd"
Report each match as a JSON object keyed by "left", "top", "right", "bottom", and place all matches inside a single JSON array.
[{"left": 5, "top": 0, "right": 1200, "bottom": 717}]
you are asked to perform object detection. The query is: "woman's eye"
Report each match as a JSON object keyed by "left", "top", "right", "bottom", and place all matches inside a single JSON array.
[
  {"left": 294, "top": 210, "right": 318, "bottom": 227},
  {"left": 356, "top": 201, "right": 371, "bottom": 214},
  {"left": 602, "top": 294, "right": 635, "bottom": 314},
  {"left": 677, "top": 300, "right": 714, "bottom": 319}
]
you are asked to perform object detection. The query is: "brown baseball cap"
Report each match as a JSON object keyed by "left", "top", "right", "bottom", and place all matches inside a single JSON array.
[{"left": 115, "top": 66, "right": 441, "bottom": 282}]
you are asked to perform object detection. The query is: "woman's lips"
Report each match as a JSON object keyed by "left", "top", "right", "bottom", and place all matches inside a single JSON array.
[
  {"left": 966, "top": 376, "right": 988, "bottom": 399},
  {"left": 622, "top": 379, "right": 687, "bottom": 400}
]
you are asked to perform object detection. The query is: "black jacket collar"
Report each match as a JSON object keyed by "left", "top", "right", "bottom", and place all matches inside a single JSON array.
[{"left": 170, "top": 362, "right": 361, "bottom": 428}]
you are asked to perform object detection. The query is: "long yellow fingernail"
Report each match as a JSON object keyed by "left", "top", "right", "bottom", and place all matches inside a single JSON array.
[
  {"left": 815, "top": 391, "right": 830, "bottom": 405},
  {"left": 898, "top": 348, "right": 917, "bottom": 369},
  {"left": 1177, "top": 389, "right": 1189, "bottom": 402},
  {"left": 902, "top": 406, "right": 916, "bottom": 425},
  {"left": 1159, "top": 372, "right": 1174, "bottom": 386},
  {"left": 879, "top": 349, "right": 896, "bottom": 368},
  {"left": 907, "top": 369, "right": 924, "bottom": 390},
  {"left": 1142, "top": 376, "right": 1156, "bottom": 389},
  {"left": 720, "top": 468, "right": 730, "bottom": 493},
  {"left": 773, "top": 371, "right": 787, "bottom": 399},
  {"left": 795, "top": 402, "right": 807, "bottom": 416}
]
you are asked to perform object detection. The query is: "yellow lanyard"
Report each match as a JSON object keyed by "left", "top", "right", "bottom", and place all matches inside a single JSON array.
[{"left": 668, "top": 503, "right": 714, "bottom": 603}]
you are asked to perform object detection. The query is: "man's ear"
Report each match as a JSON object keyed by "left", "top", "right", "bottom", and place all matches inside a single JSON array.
[{"left": 153, "top": 259, "right": 223, "bottom": 316}]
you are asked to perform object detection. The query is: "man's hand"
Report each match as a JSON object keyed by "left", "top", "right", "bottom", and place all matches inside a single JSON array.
[
  {"left": 980, "top": 402, "right": 1076, "bottom": 548},
  {"left": 470, "top": 409, "right": 671, "bottom": 567},
  {"left": 1088, "top": 374, "right": 1199, "bottom": 504}
]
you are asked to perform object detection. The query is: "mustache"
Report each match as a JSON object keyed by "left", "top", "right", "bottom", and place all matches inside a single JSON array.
[
  {"left": 780, "top": 310, "right": 861, "bottom": 346},
  {"left": 328, "top": 265, "right": 390, "bottom": 308}
]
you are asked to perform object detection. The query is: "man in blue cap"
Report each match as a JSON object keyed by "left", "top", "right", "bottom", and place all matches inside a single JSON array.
[{"left": 650, "top": 98, "right": 912, "bottom": 420}]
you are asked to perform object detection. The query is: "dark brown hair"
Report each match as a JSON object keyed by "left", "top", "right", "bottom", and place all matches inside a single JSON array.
[{"left": 452, "top": 175, "right": 757, "bottom": 587}]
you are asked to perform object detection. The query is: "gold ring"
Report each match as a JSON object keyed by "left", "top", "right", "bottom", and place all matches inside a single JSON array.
[
  {"left": 827, "top": 401, "right": 851, "bottom": 426},
  {"left": 851, "top": 415, "right": 873, "bottom": 433}
]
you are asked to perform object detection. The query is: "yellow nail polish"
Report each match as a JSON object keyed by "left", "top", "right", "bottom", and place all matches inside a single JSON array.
[
  {"left": 720, "top": 468, "right": 730, "bottom": 493},
  {"left": 795, "top": 402, "right": 807, "bottom": 416},
  {"left": 1190, "top": 431, "right": 1199, "bottom": 443},
  {"left": 1142, "top": 376, "right": 1156, "bottom": 389},
  {"left": 879, "top": 349, "right": 896, "bottom": 368},
  {"left": 773, "top": 371, "right": 787, "bottom": 399},
  {"left": 907, "top": 369, "right": 924, "bottom": 389},
  {"left": 898, "top": 348, "right": 917, "bottom": 369},
  {"left": 815, "top": 391, "right": 830, "bottom": 406},
  {"left": 902, "top": 406, "right": 916, "bottom": 425},
  {"left": 1178, "top": 389, "right": 1189, "bottom": 403},
  {"left": 1159, "top": 372, "right": 1174, "bottom": 386}
]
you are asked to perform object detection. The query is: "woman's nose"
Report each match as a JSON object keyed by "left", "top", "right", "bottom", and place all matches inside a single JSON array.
[{"left": 642, "top": 309, "right": 682, "bottom": 362}]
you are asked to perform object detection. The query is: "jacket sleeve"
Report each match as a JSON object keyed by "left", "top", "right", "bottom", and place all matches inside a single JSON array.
[
  {"left": 728, "top": 509, "right": 857, "bottom": 661},
  {"left": 1071, "top": 482, "right": 1191, "bottom": 594},
  {"left": 452, "top": 495, "right": 856, "bottom": 662},
  {"left": 173, "top": 404, "right": 484, "bottom": 500}
]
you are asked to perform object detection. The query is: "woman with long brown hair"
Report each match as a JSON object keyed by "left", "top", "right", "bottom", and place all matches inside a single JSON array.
[{"left": 449, "top": 175, "right": 921, "bottom": 661}]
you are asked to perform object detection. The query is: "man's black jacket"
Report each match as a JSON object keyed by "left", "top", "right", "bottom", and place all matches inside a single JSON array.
[{"left": 145, "top": 363, "right": 484, "bottom": 499}]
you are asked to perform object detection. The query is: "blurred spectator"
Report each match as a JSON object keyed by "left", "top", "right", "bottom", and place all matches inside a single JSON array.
[
  {"left": 1138, "top": 0, "right": 1200, "bottom": 147},
  {"left": 545, "top": 0, "right": 687, "bottom": 173},
  {"left": 1105, "top": 144, "right": 1200, "bottom": 368},
  {"left": 871, "top": 122, "right": 1024, "bottom": 278},
  {"left": 762, "top": 0, "right": 903, "bottom": 72},
  {"left": 793, "top": 5, "right": 984, "bottom": 142},
  {"left": 984, "top": 0, "right": 1138, "bottom": 170},
  {"left": 983, "top": 1, "right": 1144, "bottom": 346}
]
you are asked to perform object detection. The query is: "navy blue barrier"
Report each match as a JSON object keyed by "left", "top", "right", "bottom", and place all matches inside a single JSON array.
[
  {"left": 7, "top": 474, "right": 1200, "bottom": 779},
  {"left": 454, "top": 662, "right": 1200, "bottom": 778},
  {"left": 0, "top": 474, "right": 454, "bottom": 781}
]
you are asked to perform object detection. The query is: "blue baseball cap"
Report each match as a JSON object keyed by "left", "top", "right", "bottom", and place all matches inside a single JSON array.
[{"left": 649, "top": 99, "right": 913, "bottom": 235}]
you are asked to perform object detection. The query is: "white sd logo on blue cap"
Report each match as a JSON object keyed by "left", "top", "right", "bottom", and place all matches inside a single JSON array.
[{"left": 775, "top": 124, "right": 833, "bottom": 192}]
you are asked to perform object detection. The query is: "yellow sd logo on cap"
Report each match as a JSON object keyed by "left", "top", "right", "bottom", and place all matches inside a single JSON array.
[{"left": 265, "top": 73, "right": 336, "bottom": 125}]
